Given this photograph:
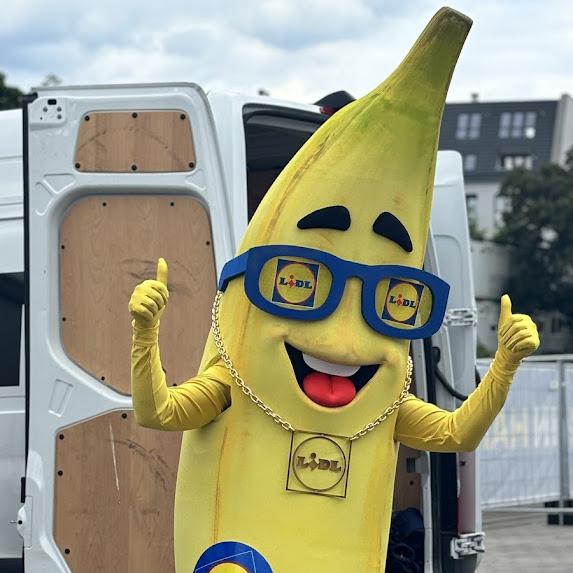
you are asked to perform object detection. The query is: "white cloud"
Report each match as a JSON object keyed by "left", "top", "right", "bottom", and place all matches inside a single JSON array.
[
  {"left": 1, "top": 0, "right": 572, "bottom": 105},
  {"left": 225, "top": 0, "right": 378, "bottom": 48}
]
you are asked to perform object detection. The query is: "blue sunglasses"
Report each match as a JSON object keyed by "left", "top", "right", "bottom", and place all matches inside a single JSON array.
[{"left": 219, "top": 245, "right": 450, "bottom": 340}]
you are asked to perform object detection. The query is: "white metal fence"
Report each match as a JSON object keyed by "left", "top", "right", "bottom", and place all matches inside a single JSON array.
[{"left": 477, "top": 356, "right": 572, "bottom": 519}]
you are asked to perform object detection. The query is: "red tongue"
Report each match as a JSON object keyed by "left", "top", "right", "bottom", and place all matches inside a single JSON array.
[{"left": 302, "top": 372, "right": 357, "bottom": 407}]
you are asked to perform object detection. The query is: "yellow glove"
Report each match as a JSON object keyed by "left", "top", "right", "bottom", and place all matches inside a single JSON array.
[
  {"left": 493, "top": 294, "right": 539, "bottom": 378},
  {"left": 128, "top": 258, "right": 169, "bottom": 328}
]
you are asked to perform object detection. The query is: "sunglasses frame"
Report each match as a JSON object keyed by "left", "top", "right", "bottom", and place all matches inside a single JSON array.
[{"left": 218, "top": 245, "right": 450, "bottom": 340}]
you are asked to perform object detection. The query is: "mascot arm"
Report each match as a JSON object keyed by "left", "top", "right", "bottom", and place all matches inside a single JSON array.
[
  {"left": 131, "top": 321, "right": 231, "bottom": 430},
  {"left": 129, "top": 258, "right": 231, "bottom": 431},
  {"left": 394, "top": 295, "right": 539, "bottom": 452},
  {"left": 394, "top": 368, "right": 510, "bottom": 452}
]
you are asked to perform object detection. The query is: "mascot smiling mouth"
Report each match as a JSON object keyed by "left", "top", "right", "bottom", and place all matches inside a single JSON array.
[{"left": 285, "top": 343, "right": 379, "bottom": 408}]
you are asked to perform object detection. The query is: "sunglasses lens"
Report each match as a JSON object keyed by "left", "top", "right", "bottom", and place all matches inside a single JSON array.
[
  {"left": 258, "top": 256, "right": 333, "bottom": 310},
  {"left": 375, "top": 277, "right": 434, "bottom": 330}
]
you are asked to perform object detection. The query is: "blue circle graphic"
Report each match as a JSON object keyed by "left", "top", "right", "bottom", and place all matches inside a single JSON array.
[{"left": 193, "top": 541, "right": 273, "bottom": 573}]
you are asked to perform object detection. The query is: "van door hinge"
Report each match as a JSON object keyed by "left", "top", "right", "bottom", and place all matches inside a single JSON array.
[
  {"left": 450, "top": 532, "right": 485, "bottom": 558},
  {"left": 443, "top": 308, "right": 477, "bottom": 327},
  {"left": 15, "top": 496, "right": 32, "bottom": 548}
]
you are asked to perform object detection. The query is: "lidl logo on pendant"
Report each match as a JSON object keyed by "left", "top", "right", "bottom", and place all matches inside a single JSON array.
[
  {"left": 286, "top": 432, "right": 351, "bottom": 498},
  {"left": 381, "top": 278, "right": 424, "bottom": 326},
  {"left": 272, "top": 259, "right": 319, "bottom": 307}
]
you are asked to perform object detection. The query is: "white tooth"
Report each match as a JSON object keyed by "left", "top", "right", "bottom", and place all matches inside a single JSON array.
[{"left": 302, "top": 353, "right": 360, "bottom": 377}]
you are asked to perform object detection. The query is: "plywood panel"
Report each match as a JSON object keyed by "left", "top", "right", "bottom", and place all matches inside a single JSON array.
[
  {"left": 74, "top": 111, "right": 196, "bottom": 172},
  {"left": 54, "top": 411, "right": 181, "bottom": 572},
  {"left": 60, "top": 195, "right": 216, "bottom": 394}
]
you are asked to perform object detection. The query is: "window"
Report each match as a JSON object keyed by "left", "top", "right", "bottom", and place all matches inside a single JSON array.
[
  {"left": 464, "top": 154, "right": 477, "bottom": 171},
  {"left": 496, "top": 154, "right": 533, "bottom": 171},
  {"left": 466, "top": 194, "right": 478, "bottom": 227},
  {"left": 0, "top": 273, "right": 24, "bottom": 387},
  {"left": 456, "top": 112, "right": 481, "bottom": 139},
  {"left": 513, "top": 155, "right": 533, "bottom": 169},
  {"left": 456, "top": 113, "right": 468, "bottom": 139},
  {"left": 498, "top": 111, "right": 537, "bottom": 138},
  {"left": 499, "top": 112, "right": 511, "bottom": 138},
  {"left": 498, "top": 155, "right": 512, "bottom": 170},
  {"left": 525, "top": 112, "right": 537, "bottom": 138},
  {"left": 511, "top": 112, "right": 524, "bottom": 138},
  {"left": 243, "top": 108, "right": 326, "bottom": 219},
  {"left": 468, "top": 113, "right": 481, "bottom": 139},
  {"left": 495, "top": 195, "right": 511, "bottom": 227}
]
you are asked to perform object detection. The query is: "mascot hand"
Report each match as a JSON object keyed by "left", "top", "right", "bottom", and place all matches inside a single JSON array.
[
  {"left": 497, "top": 294, "right": 539, "bottom": 364},
  {"left": 128, "top": 258, "right": 169, "bottom": 328}
]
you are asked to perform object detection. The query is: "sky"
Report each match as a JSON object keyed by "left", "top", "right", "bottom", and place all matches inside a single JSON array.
[{"left": 1, "top": 0, "right": 572, "bottom": 105}]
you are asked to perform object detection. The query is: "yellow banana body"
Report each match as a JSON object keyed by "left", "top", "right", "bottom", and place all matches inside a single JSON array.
[
  {"left": 169, "top": 7, "right": 472, "bottom": 572},
  {"left": 175, "top": 392, "right": 400, "bottom": 572}
]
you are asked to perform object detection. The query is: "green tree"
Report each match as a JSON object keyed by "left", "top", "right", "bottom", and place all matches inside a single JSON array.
[
  {"left": 41, "top": 73, "right": 63, "bottom": 87},
  {"left": 0, "top": 72, "right": 24, "bottom": 110},
  {"left": 495, "top": 150, "right": 573, "bottom": 324}
]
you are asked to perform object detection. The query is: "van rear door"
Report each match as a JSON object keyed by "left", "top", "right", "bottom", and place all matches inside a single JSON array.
[{"left": 23, "top": 84, "right": 232, "bottom": 573}]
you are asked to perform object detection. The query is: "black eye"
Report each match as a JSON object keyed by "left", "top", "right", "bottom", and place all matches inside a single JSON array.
[
  {"left": 297, "top": 206, "right": 351, "bottom": 231},
  {"left": 373, "top": 212, "right": 413, "bottom": 253}
]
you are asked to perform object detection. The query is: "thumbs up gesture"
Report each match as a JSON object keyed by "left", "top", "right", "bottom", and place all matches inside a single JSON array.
[
  {"left": 497, "top": 294, "right": 539, "bottom": 363},
  {"left": 128, "top": 258, "right": 169, "bottom": 328}
]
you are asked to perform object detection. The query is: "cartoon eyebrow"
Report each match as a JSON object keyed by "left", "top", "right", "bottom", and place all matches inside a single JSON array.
[
  {"left": 372, "top": 212, "right": 413, "bottom": 253},
  {"left": 297, "top": 205, "right": 351, "bottom": 231}
]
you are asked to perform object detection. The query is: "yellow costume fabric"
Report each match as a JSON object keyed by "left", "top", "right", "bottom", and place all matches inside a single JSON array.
[
  {"left": 129, "top": 8, "right": 539, "bottom": 573},
  {"left": 131, "top": 322, "right": 230, "bottom": 430}
]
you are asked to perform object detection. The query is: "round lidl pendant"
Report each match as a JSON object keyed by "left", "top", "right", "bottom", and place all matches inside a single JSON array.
[{"left": 286, "top": 432, "right": 351, "bottom": 498}]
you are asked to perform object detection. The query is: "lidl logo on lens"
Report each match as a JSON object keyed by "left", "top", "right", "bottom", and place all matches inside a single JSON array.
[
  {"left": 382, "top": 278, "right": 424, "bottom": 326},
  {"left": 272, "top": 259, "right": 319, "bottom": 307}
]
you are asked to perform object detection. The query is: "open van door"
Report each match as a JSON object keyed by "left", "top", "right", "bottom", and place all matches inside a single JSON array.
[
  {"left": 22, "top": 84, "right": 233, "bottom": 572},
  {"left": 428, "top": 150, "right": 482, "bottom": 572}
]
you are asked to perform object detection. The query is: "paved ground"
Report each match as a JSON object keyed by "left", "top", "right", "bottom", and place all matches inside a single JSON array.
[{"left": 477, "top": 510, "right": 573, "bottom": 572}]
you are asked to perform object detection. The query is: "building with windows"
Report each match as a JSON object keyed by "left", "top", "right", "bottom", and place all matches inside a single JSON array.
[
  {"left": 440, "top": 94, "right": 573, "bottom": 239},
  {"left": 439, "top": 94, "right": 573, "bottom": 353}
]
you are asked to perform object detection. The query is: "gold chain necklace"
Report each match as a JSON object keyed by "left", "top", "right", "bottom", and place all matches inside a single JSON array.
[{"left": 211, "top": 291, "right": 412, "bottom": 441}]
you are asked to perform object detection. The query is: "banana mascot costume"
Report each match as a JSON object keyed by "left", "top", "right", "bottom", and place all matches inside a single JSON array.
[{"left": 129, "top": 7, "right": 539, "bottom": 573}]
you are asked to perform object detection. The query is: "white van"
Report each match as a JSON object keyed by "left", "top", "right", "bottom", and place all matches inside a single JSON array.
[{"left": 0, "top": 84, "right": 480, "bottom": 572}]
